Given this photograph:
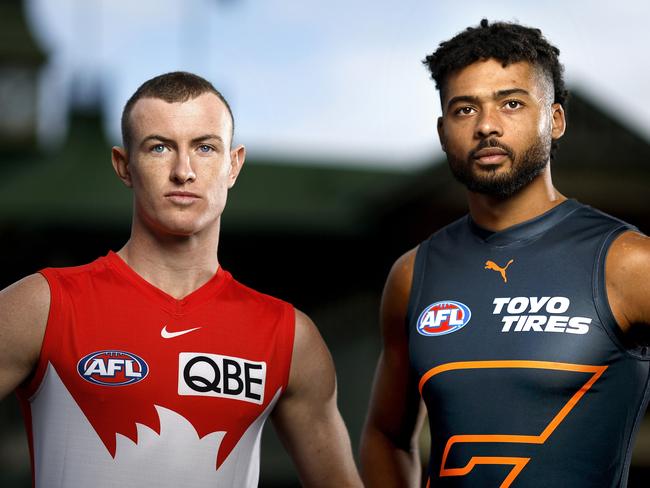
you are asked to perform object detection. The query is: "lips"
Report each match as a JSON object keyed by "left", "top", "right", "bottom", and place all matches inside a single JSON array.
[
  {"left": 165, "top": 191, "right": 199, "bottom": 197},
  {"left": 471, "top": 146, "right": 510, "bottom": 164},
  {"left": 165, "top": 191, "right": 200, "bottom": 204},
  {"left": 473, "top": 148, "right": 508, "bottom": 158}
]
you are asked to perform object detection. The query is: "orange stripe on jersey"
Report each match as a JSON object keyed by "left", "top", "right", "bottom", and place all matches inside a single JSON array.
[{"left": 418, "top": 360, "right": 607, "bottom": 487}]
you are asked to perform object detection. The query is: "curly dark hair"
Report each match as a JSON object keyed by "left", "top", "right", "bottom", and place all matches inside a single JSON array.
[{"left": 423, "top": 19, "right": 568, "bottom": 108}]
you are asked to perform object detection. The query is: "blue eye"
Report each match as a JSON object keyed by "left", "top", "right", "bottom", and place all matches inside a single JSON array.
[
  {"left": 198, "top": 145, "right": 213, "bottom": 153},
  {"left": 152, "top": 144, "right": 166, "bottom": 153}
]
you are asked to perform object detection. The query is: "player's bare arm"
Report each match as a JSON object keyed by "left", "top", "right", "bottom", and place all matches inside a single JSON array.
[
  {"left": 606, "top": 231, "right": 650, "bottom": 332},
  {"left": 5, "top": 72, "right": 360, "bottom": 487},
  {"left": 360, "top": 248, "right": 426, "bottom": 487},
  {"left": 0, "top": 274, "right": 49, "bottom": 399},
  {"left": 271, "top": 309, "right": 362, "bottom": 487},
  {"left": 360, "top": 19, "right": 648, "bottom": 487}
]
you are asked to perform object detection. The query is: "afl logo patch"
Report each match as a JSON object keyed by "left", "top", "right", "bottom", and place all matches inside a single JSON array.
[
  {"left": 77, "top": 350, "right": 149, "bottom": 386},
  {"left": 417, "top": 301, "right": 472, "bottom": 336}
]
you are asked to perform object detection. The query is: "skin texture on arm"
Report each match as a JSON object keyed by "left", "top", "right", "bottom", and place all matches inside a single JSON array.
[
  {"left": 271, "top": 309, "right": 362, "bottom": 488},
  {"left": 0, "top": 274, "right": 50, "bottom": 399},
  {"left": 605, "top": 231, "right": 650, "bottom": 333},
  {"left": 360, "top": 248, "right": 426, "bottom": 487}
]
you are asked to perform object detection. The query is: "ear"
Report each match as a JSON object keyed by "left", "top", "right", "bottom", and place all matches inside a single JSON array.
[
  {"left": 551, "top": 103, "right": 566, "bottom": 140},
  {"left": 111, "top": 146, "right": 133, "bottom": 188},
  {"left": 437, "top": 116, "right": 447, "bottom": 152},
  {"left": 227, "top": 144, "right": 246, "bottom": 189}
]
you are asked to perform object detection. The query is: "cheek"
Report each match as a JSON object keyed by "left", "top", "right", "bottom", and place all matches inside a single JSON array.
[
  {"left": 531, "top": 108, "right": 552, "bottom": 136},
  {"left": 131, "top": 170, "right": 160, "bottom": 199},
  {"left": 204, "top": 169, "right": 231, "bottom": 205},
  {"left": 443, "top": 120, "right": 473, "bottom": 143},
  {"left": 444, "top": 128, "right": 471, "bottom": 155},
  {"left": 503, "top": 114, "right": 538, "bottom": 140}
]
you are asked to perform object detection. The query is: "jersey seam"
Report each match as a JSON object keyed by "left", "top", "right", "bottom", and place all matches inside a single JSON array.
[
  {"left": 472, "top": 203, "right": 582, "bottom": 249},
  {"left": 406, "top": 242, "right": 428, "bottom": 331},
  {"left": 282, "top": 303, "right": 296, "bottom": 393}
]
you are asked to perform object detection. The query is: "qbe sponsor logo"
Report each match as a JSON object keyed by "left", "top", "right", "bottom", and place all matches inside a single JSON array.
[
  {"left": 178, "top": 352, "right": 266, "bottom": 404},
  {"left": 493, "top": 296, "right": 591, "bottom": 334},
  {"left": 77, "top": 350, "right": 149, "bottom": 386},
  {"left": 417, "top": 301, "right": 472, "bottom": 337}
]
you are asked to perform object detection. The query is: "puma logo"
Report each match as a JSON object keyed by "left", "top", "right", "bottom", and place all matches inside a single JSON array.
[{"left": 485, "top": 259, "right": 514, "bottom": 283}]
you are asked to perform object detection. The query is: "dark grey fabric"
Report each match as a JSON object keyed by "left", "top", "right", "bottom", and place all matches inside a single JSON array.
[{"left": 407, "top": 200, "right": 649, "bottom": 487}]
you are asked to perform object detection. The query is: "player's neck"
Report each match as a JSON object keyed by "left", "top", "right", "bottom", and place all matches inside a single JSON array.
[
  {"left": 467, "top": 167, "right": 566, "bottom": 232},
  {"left": 117, "top": 224, "right": 221, "bottom": 300}
]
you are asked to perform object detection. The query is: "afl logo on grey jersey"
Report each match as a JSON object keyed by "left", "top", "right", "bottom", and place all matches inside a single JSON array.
[{"left": 417, "top": 301, "right": 472, "bottom": 337}]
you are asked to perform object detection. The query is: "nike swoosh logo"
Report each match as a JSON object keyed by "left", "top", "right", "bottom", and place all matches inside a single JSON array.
[{"left": 161, "top": 325, "right": 201, "bottom": 339}]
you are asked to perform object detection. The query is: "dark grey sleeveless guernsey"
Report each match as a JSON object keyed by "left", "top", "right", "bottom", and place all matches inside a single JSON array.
[{"left": 407, "top": 199, "right": 650, "bottom": 488}]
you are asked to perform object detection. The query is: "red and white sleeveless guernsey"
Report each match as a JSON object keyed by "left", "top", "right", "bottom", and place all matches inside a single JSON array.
[{"left": 16, "top": 252, "right": 295, "bottom": 487}]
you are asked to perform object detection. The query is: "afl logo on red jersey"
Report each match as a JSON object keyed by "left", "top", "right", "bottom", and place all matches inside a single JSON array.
[
  {"left": 417, "top": 301, "right": 472, "bottom": 336},
  {"left": 77, "top": 350, "right": 149, "bottom": 386}
]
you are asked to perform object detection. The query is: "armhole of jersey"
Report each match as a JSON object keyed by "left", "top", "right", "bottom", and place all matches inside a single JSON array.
[
  {"left": 593, "top": 225, "right": 650, "bottom": 360},
  {"left": 281, "top": 302, "right": 296, "bottom": 392},
  {"left": 19, "top": 268, "right": 62, "bottom": 400},
  {"left": 405, "top": 242, "right": 428, "bottom": 332}
]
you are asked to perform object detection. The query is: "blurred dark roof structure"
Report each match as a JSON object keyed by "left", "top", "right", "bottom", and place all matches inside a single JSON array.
[
  {"left": 0, "top": 0, "right": 46, "bottom": 65},
  {"left": 0, "top": 90, "right": 648, "bottom": 241},
  {"left": 0, "top": 107, "right": 411, "bottom": 234}
]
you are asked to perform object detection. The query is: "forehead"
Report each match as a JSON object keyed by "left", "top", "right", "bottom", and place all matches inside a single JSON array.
[
  {"left": 129, "top": 93, "right": 232, "bottom": 143},
  {"left": 442, "top": 59, "right": 550, "bottom": 105}
]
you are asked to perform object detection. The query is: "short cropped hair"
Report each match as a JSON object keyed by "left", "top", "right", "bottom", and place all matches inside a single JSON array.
[
  {"left": 423, "top": 19, "right": 568, "bottom": 108},
  {"left": 120, "top": 71, "right": 234, "bottom": 150}
]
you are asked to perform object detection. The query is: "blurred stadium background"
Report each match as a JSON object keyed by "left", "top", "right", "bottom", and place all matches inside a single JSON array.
[{"left": 1, "top": 0, "right": 649, "bottom": 486}]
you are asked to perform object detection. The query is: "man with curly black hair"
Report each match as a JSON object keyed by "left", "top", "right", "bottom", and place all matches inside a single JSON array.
[{"left": 361, "top": 19, "right": 650, "bottom": 487}]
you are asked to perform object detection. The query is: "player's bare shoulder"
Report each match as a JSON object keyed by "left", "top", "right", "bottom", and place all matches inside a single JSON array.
[
  {"left": 0, "top": 273, "right": 50, "bottom": 397},
  {"left": 381, "top": 247, "right": 418, "bottom": 340},
  {"left": 386, "top": 247, "right": 418, "bottom": 291},
  {"left": 287, "top": 308, "right": 336, "bottom": 396},
  {"left": 606, "top": 231, "right": 650, "bottom": 331}
]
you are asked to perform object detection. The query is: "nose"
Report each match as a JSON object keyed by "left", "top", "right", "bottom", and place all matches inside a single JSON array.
[
  {"left": 474, "top": 107, "right": 503, "bottom": 139},
  {"left": 170, "top": 150, "right": 196, "bottom": 184}
]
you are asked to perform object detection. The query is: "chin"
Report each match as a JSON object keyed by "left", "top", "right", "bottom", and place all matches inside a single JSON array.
[
  {"left": 163, "top": 215, "right": 219, "bottom": 238},
  {"left": 137, "top": 206, "right": 220, "bottom": 239},
  {"left": 165, "top": 227, "right": 198, "bottom": 238},
  {"left": 162, "top": 221, "right": 205, "bottom": 237}
]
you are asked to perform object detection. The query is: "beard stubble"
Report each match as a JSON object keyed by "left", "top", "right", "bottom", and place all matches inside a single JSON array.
[{"left": 447, "top": 135, "right": 551, "bottom": 199}]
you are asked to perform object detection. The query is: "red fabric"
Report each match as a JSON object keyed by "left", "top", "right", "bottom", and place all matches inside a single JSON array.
[{"left": 18, "top": 252, "right": 294, "bottom": 468}]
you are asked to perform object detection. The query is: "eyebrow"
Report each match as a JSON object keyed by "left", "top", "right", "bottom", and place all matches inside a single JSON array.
[
  {"left": 140, "top": 134, "right": 174, "bottom": 147},
  {"left": 446, "top": 88, "right": 531, "bottom": 111},
  {"left": 139, "top": 134, "right": 225, "bottom": 148},
  {"left": 191, "top": 134, "right": 225, "bottom": 146}
]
